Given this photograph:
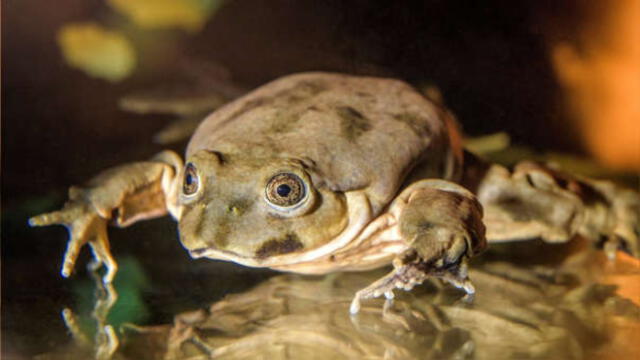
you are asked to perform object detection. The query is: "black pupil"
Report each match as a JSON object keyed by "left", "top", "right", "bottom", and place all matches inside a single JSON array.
[
  {"left": 185, "top": 173, "right": 193, "bottom": 185},
  {"left": 277, "top": 184, "right": 291, "bottom": 197}
]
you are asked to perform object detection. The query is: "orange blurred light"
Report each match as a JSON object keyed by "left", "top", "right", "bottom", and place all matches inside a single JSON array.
[{"left": 551, "top": 0, "right": 640, "bottom": 171}]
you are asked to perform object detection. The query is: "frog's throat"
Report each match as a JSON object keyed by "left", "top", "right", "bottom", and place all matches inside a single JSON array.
[{"left": 188, "top": 191, "right": 374, "bottom": 267}]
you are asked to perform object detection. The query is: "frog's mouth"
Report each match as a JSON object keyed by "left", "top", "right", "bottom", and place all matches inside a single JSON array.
[{"left": 187, "top": 191, "right": 374, "bottom": 269}]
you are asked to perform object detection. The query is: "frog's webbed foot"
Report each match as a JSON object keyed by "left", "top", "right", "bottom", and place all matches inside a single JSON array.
[
  {"left": 349, "top": 261, "right": 407, "bottom": 315},
  {"left": 351, "top": 180, "right": 486, "bottom": 314},
  {"left": 349, "top": 252, "right": 475, "bottom": 315},
  {"left": 29, "top": 198, "right": 117, "bottom": 283},
  {"left": 29, "top": 151, "right": 182, "bottom": 283}
]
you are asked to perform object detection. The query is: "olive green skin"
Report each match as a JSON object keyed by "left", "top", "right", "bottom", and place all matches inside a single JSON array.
[{"left": 178, "top": 72, "right": 461, "bottom": 268}]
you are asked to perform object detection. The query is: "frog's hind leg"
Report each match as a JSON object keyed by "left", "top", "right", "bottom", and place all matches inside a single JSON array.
[
  {"left": 465, "top": 156, "right": 640, "bottom": 259},
  {"left": 351, "top": 180, "right": 486, "bottom": 314}
]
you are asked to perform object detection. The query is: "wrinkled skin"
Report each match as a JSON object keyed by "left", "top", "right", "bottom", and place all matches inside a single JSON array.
[{"left": 30, "top": 72, "right": 640, "bottom": 313}]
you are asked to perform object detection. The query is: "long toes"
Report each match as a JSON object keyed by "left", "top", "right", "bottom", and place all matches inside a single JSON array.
[
  {"left": 62, "top": 239, "right": 83, "bottom": 278},
  {"left": 61, "top": 229, "right": 92, "bottom": 278},
  {"left": 350, "top": 268, "right": 415, "bottom": 315},
  {"left": 29, "top": 211, "right": 65, "bottom": 227},
  {"left": 30, "top": 203, "right": 86, "bottom": 227},
  {"left": 460, "top": 279, "right": 475, "bottom": 295},
  {"left": 440, "top": 270, "right": 475, "bottom": 295}
]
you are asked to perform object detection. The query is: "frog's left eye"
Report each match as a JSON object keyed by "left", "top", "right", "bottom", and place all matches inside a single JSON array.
[
  {"left": 265, "top": 173, "right": 307, "bottom": 209},
  {"left": 183, "top": 163, "right": 200, "bottom": 196}
]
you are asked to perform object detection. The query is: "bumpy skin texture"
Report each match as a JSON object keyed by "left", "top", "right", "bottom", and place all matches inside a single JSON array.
[
  {"left": 30, "top": 73, "right": 639, "bottom": 313},
  {"left": 462, "top": 155, "right": 640, "bottom": 258}
]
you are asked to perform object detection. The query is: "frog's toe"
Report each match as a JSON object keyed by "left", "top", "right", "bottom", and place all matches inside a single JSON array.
[
  {"left": 29, "top": 209, "right": 74, "bottom": 227},
  {"left": 349, "top": 249, "right": 477, "bottom": 315},
  {"left": 31, "top": 200, "right": 115, "bottom": 282},
  {"left": 88, "top": 235, "right": 119, "bottom": 284},
  {"left": 29, "top": 212, "right": 58, "bottom": 227},
  {"left": 436, "top": 258, "right": 475, "bottom": 295},
  {"left": 350, "top": 270, "right": 401, "bottom": 315},
  {"left": 61, "top": 237, "right": 84, "bottom": 278},
  {"left": 59, "top": 212, "right": 103, "bottom": 277}
]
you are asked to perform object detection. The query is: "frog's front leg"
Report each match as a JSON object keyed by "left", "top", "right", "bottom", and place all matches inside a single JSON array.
[
  {"left": 29, "top": 151, "right": 183, "bottom": 283},
  {"left": 350, "top": 180, "right": 486, "bottom": 314}
]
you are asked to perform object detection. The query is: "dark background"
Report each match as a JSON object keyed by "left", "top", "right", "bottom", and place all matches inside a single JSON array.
[{"left": 3, "top": 0, "right": 587, "bottom": 357}]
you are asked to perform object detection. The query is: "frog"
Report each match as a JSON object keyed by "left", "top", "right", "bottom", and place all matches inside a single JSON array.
[{"left": 29, "top": 72, "right": 640, "bottom": 314}]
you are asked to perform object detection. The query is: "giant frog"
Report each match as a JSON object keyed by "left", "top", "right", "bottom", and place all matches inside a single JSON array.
[{"left": 30, "top": 72, "right": 640, "bottom": 314}]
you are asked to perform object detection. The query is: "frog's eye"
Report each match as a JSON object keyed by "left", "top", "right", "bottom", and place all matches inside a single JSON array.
[
  {"left": 183, "top": 163, "right": 200, "bottom": 196},
  {"left": 265, "top": 173, "right": 306, "bottom": 209}
]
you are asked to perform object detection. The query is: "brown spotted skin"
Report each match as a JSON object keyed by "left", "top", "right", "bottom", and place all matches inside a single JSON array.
[
  {"left": 256, "top": 233, "right": 304, "bottom": 259},
  {"left": 187, "top": 73, "right": 459, "bottom": 215}
]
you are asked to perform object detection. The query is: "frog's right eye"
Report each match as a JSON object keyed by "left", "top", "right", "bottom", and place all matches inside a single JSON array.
[
  {"left": 183, "top": 163, "right": 200, "bottom": 196},
  {"left": 265, "top": 173, "right": 307, "bottom": 210}
]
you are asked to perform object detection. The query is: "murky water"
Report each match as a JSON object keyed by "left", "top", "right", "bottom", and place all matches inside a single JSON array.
[{"left": 10, "top": 235, "right": 639, "bottom": 360}]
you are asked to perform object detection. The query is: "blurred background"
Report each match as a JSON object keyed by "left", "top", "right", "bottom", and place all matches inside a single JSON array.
[{"left": 3, "top": 0, "right": 639, "bottom": 357}]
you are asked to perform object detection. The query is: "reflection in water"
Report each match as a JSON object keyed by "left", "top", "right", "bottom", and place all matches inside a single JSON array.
[
  {"left": 36, "top": 245, "right": 639, "bottom": 360},
  {"left": 63, "top": 263, "right": 120, "bottom": 360}
]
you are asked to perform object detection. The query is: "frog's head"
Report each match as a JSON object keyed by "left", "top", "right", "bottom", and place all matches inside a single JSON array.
[{"left": 176, "top": 150, "right": 349, "bottom": 267}]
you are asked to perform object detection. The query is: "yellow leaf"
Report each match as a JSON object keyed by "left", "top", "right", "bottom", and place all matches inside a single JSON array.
[
  {"left": 108, "top": 0, "right": 223, "bottom": 32},
  {"left": 57, "top": 23, "right": 136, "bottom": 82}
]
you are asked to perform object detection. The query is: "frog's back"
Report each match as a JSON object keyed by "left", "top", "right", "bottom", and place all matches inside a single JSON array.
[{"left": 187, "top": 72, "right": 461, "bottom": 213}]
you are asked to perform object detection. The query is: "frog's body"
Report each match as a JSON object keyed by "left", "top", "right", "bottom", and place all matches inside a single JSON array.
[
  {"left": 182, "top": 73, "right": 464, "bottom": 274},
  {"left": 30, "top": 73, "right": 639, "bottom": 314}
]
